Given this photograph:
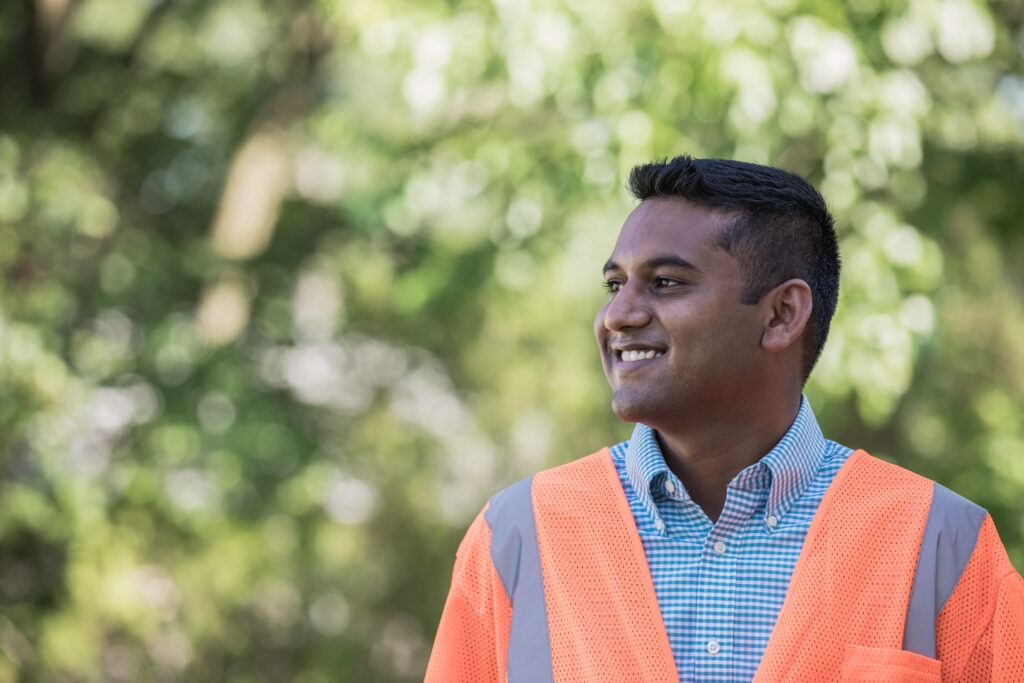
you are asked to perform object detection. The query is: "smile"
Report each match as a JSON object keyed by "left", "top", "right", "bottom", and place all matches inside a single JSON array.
[{"left": 617, "top": 349, "right": 665, "bottom": 362}]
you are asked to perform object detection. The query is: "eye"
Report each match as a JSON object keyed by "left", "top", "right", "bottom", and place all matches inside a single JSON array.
[
  {"left": 654, "top": 277, "right": 682, "bottom": 288},
  {"left": 602, "top": 279, "right": 623, "bottom": 294}
]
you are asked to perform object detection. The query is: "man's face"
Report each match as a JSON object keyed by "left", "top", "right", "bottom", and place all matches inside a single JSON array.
[{"left": 594, "top": 197, "right": 764, "bottom": 428}]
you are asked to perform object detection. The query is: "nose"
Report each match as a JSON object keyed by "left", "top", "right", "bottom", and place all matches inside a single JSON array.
[{"left": 600, "top": 281, "right": 651, "bottom": 332}]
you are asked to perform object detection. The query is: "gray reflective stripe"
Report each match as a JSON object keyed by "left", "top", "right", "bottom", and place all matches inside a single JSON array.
[
  {"left": 903, "top": 481, "right": 987, "bottom": 658},
  {"left": 485, "top": 476, "right": 554, "bottom": 683}
]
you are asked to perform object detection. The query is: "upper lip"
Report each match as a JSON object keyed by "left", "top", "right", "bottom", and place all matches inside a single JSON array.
[{"left": 611, "top": 340, "right": 666, "bottom": 352}]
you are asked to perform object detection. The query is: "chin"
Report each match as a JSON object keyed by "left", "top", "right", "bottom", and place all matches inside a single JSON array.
[
  {"left": 610, "top": 385, "right": 687, "bottom": 428},
  {"left": 611, "top": 393, "right": 660, "bottom": 425}
]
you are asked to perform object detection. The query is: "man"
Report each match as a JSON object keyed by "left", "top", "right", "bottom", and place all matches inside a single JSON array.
[{"left": 425, "top": 156, "right": 1024, "bottom": 681}]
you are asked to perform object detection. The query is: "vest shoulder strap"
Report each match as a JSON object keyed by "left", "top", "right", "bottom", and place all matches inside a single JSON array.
[
  {"left": 486, "top": 449, "right": 678, "bottom": 683},
  {"left": 532, "top": 449, "right": 678, "bottom": 682}
]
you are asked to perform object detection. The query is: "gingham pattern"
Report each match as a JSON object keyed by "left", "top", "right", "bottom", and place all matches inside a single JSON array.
[{"left": 611, "top": 398, "right": 853, "bottom": 681}]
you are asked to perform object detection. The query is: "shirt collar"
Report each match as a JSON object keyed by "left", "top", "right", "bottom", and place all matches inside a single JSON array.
[
  {"left": 758, "top": 397, "right": 828, "bottom": 524},
  {"left": 623, "top": 396, "right": 828, "bottom": 528},
  {"left": 624, "top": 421, "right": 675, "bottom": 527}
]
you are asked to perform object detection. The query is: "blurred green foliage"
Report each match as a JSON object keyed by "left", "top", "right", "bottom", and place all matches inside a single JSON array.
[{"left": 0, "top": 0, "right": 1023, "bottom": 680}]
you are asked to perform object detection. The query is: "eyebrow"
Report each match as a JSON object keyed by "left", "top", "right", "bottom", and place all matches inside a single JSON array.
[{"left": 602, "top": 255, "right": 703, "bottom": 274}]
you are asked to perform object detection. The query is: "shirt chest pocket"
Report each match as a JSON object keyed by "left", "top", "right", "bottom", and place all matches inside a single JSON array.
[{"left": 840, "top": 645, "right": 941, "bottom": 682}]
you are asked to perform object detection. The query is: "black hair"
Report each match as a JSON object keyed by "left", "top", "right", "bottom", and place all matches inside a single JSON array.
[{"left": 627, "top": 155, "right": 840, "bottom": 381}]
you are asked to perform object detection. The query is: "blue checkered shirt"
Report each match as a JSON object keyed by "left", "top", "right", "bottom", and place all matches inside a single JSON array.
[{"left": 610, "top": 398, "right": 853, "bottom": 681}]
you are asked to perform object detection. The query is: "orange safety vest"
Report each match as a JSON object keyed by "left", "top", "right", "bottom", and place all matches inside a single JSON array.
[{"left": 426, "top": 449, "right": 1024, "bottom": 682}]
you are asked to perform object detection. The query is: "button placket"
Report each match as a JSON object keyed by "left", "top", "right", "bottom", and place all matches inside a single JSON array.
[{"left": 695, "top": 527, "right": 736, "bottom": 677}]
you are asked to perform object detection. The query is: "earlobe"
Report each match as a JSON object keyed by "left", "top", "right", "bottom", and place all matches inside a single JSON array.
[{"left": 761, "top": 279, "right": 813, "bottom": 352}]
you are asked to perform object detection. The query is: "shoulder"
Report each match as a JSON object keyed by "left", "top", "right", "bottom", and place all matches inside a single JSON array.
[
  {"left": 488, "top": 448, "right": 615, "bottom": 507},
  {"left": 482, "top": 448, "right": 621, "bottom": 535},
  {"left": 843, "top": 450, "right": 987, "bottom": 516},
  {"left": 467, "top": 450, "right": 620, "bottom": 581},
  {"left": 833, "top": 452, "right": 993, "bottom": 574}
]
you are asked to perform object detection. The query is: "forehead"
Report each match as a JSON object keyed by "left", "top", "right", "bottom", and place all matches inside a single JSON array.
[{"left": 609, "top": 197, "right": 730, "bottom": 262}]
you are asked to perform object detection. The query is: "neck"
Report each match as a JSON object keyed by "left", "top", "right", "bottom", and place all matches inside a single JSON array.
[{"left": 652, "top": 393, "right": 802, "bottom": 522}]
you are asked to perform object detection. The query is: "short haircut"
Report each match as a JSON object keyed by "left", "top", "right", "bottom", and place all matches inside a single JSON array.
[{"left": 627, "top": 155, "right": 840, "bottom": 381}]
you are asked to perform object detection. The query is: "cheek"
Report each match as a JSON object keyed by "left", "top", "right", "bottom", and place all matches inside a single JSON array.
[
  {"left": 593, "top": 309, "right": 614, "bottom": 377},
  {"left": 593, "top": 307, "right": 607, "bottom": 342}
]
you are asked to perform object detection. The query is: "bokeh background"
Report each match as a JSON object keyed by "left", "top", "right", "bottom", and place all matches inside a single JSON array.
[{"left": 1, "top": 0, "right": 1023, "bottom": 680}]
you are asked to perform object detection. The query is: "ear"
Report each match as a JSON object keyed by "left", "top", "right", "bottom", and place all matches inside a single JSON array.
[{"left": 760, "top": 279, "right": 813, "bottom": 353}]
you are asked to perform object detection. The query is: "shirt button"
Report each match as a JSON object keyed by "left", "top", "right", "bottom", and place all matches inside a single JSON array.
[
  {"left": 706, "top": 639, "right": 720, "bottom": 655},
  {"left": 766, "top": 515, "right": 779, "bottom": 529},
  {"left": 664, "top": 479, "right": 675, "bottom": 495},
  {"left": 654, "top": 518, "right": 666, "bottom": 532},
  {"left": 712, "top": 541, "right": 726, "bottom": 555}
]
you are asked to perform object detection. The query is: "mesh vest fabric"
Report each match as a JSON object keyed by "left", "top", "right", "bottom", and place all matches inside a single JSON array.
[
  {"left": 532, "top": 450, "right": 678, "bottom": 682},
  {"left": 935, "top": 515, "right": 1024, "bottom": 681},
  {"left": 426, "top": 449, "right": 1024, "bottom": 682},
  {"left": 424, "top": 511, "right": 512, "bottom": 681}
]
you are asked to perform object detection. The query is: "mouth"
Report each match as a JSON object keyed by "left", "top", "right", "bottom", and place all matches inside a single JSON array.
[{"left": 613, "top": 346, "right": 666, "bottom": 363}]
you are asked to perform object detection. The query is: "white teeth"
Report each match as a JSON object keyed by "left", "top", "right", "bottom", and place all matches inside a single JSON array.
[{"left": 620, "top": 349, "right": 663, "bottom": 362}]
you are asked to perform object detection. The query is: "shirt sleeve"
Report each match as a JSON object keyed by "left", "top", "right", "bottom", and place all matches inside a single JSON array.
[{"left": 424, "top": 509, "right": 512, "bottom": 683}]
